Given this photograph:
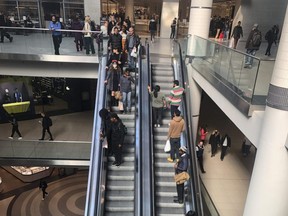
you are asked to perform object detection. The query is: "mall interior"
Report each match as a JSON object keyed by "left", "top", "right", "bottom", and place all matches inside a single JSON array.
[{"left": 0, "top": 0, "right": 288, "bottom": 216}]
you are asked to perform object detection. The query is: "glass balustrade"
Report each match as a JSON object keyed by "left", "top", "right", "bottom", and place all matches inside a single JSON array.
[
  {"left": 0, "top": 139, "right": 91, "bottom": 160},
  {"left": 186, "top": 36, "right": 275, "bottom": 106},
  {"left": 0, "top": 26, "right": 106, "bottom": 56}
]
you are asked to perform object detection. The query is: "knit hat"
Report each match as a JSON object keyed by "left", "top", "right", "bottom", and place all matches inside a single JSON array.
[{"left": 179, "top": 146, "right": 187, "bottom": 153}]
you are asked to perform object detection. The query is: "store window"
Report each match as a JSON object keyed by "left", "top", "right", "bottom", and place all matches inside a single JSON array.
[
  {"left": 64, "top": 3, "right": 84, "bottom": 21},
  {"left": 18, "top": 0, "right": 40, "bottom": 26}
]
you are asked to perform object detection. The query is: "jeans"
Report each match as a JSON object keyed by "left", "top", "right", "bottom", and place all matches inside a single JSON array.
[
  {"left": 122, "top": 91, "right": 131, "bottom": 112},
  {"left": 84, "top": 37, "right": 95, "bottom": 54},
  {"left": 152, "top": 107, "right": 163, "bottom": 125},
  {"left": 245, "top": 49, "right": 256, "bottom": 65},
  {"left": 170, "top": 138, "right": 180, "bottom": 160},
  {"left": 52, "top": 35, "right": 62, "bottom": 55}
]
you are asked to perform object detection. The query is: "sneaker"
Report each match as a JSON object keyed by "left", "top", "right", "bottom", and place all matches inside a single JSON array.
[
  {"left": 112, "top": 161, "right": 117, "bottom": 166},
  {"left": 45, "top": 193, "right": 49, "bottom": 197},
  {"left": 115, "top": 163, "right": 121, "bottom": 167},
  {"left": 154, "top": 124, "right": 157, "bottom": 128},
  {"left": 8, "top": 137, "right": 13, "bottom": 139},
  {"left": 39, "top": 139, "right": 44, "bottom": 141},
  {"left": 42, "top": 198, "right": 45, "bottom": 201},
  {"left": 157, "top": 124, "right": 160, "bottom": 127},
  {"left": 49, "top": 138, "right": 54, "bottom": 141},
  {"left": 18, "top": 137, "right": 22, "bottom": 140},
  {"left": 167, "top": 157, "right": 174, "bottom": 162},
  {"left": 9, "top": 37, "right": 13, "bottom": 42}
]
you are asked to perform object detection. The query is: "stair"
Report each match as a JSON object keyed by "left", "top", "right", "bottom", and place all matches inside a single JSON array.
[
  {"left": 151, "top": 63, "right": 185, "bottom": 216},
  {"left": 104, "top": 74, "right": 136, "bottom": 216}
]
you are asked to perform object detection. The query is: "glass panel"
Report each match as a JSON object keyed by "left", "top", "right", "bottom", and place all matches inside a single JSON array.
[
  {"left": 0, "top": 27, "right": 105, "bottom": 56},
  {"left": 191, "top": 36, "right": 266, "bottom": 105},
  {"left": 18, "top": 1, "right": 40, "bottom": 26},
  {"left": 64, "top": 3, "right": 84, "bottom": 21}
]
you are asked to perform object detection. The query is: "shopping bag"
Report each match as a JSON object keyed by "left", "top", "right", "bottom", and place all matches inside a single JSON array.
[
  {"left": 229, "top": 38, "right": 234, "bottom": 48},
  {"left": 130, "top": 47, "right": 138, "bottom": 58},
  {"left": 118, "top": 101, "right": 124, "bottom": 111},
  {"left": 174, "top": 171, "right": 190, "bottom": 184},
  {"left": 164, "top": 139, "right": 171, "bottom": 153},
  {"left": 102, "top": 137, "right": 108, "bottom": 148}
]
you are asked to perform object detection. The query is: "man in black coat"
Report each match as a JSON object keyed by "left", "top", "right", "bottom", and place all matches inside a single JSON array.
[
  {"left": 108, "top": 26, "right": 122, "bottom": 52},
  {"left": 99, "top": 108, "right": 112, "bottom": 156},
  {"left": 220, "top": 133, "right": 231, "bottom": 161},
  {"left": 8, "top": 113, "right": 22, "bottom": 140},
  {"left": 107, "top": 113, "right": 126, "bottom": 166},
  {"left": 231, "top": 21, "right": 243, "bottom": 49},
  {"left": 149, "top": 16, "right": 157, "bottom": 42},
  {"left": 39, "top": 112, "right": 53, "bottom": 141}
]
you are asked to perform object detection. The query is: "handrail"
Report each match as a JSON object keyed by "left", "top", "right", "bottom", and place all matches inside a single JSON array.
[
  {"left": 0, "top": 26, "right": 102, "bottom": 33},
  {"left": 193, "top": 35, "right": 261, "bottom": 60},
  {"left": 172, "top": 39, "right": 204, "bottom": 216},
  {"left": 84, "top": 55, "right": 107, "bottom": 216},
  {"left": 140, "top": 43, "right": 155, "bottom": 216}
]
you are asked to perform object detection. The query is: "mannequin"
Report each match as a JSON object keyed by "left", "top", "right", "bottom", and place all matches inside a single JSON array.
[
  {"left": 14, "top": 88, "right": 22, "bottom": 102},
  {"left": 3, "top": 89, "right": 11, "bottom": 103}
]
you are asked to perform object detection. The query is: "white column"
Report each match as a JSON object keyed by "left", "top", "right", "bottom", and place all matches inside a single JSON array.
[
  {"left": 160, "top": 0, "right": 179, "bottom": 38},
  {"left": 243, "top": 5, "right": 288, "bottom": 216},
  {"left": 84, "top": 0, "right": 101, "bottom": 23},
  {"left": 125, "top": 0, "right": 134, "bottom": 25},
  {"left": 186, "top": 0, "right": 213, "bottom": 56}
]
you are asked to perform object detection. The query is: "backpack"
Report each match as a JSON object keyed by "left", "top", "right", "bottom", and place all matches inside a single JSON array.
[
  {"left": 47, "top": 117, "right": 52, "bottom": 127},
  {"left": 251, "top": 30, "right": 262, "bottom": 47}
]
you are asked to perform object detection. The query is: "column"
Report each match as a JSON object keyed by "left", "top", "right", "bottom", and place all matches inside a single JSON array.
[
  {"left": 84, "top": 0, "right": 101, "bottom": 24},
  {"left": 186, "top": 0, "right": 213, "bottom": 56},
  {"left": 160, "top": 0, "right": 179, "bottom": 38},
  {"left": 243, "top": 5, "right": 288, "bottom": 216},
  {"left": 125, "top": 0, "right": 134, "bottom": 25}
]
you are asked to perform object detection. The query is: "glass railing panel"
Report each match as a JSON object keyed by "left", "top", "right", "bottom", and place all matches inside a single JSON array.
[
  {"left": 0, "top": 27, "right": 103, "bottom": 56},
  {"left": 0, "top": 140, "right": 91, "bottom": 160},
  {"left": 191, "top": 36, "right": 266, "bottom": 105}
]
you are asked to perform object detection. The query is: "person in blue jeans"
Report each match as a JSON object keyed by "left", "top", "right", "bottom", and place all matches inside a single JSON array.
[
  {"left": 49, "top": 15, "right": 62, "bottom": 55},
  {"left": 120, "top": 69, "right": 134, "bottom": 113},
  {"left": 167, "top": 109, "right": 185, "bottom": 162}
]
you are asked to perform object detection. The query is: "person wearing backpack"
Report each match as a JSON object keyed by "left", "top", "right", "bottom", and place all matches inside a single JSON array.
[
  {"left": 244, "top": 23, "right": 262, "bottom": 68},
  {"left": 39, "top": 112, "right": 53, "bottom": 141}
]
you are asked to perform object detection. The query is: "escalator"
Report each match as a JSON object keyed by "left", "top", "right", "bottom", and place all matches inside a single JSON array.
[
  {"left": 104, "top": 74, "right": 137, "bottom": 216},
  {"left": 150, "top": 62, "right": 185, "bottom": 216}
]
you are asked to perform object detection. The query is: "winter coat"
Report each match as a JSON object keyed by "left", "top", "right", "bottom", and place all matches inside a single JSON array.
[
  {"left": 167, "top": 116, "right": 185, "bottom": 139},
  {"left": 149, "top": 19, "right": 157, "bottom": 32},
  {"left": 109, "top": 119, "right": 126, "bottom": 145},
  {"left": 72, "top": 20, "right": 83, "bottom": 40},
  {"left": 175, "top": 153, "right": 188, "bottom": 174},
  {"left": 245, "top": 29, "right": 262, "bottom": 50}
]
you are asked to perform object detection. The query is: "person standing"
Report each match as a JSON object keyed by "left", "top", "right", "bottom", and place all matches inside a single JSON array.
[
  {"left": 71, "top": 16, "right": 83, "bottom": 52},
  {"left": 49, "top": 15, "right": 62, "bottom": 55},
  {"left": 208, "top": 130, "right": 220, "bottom": 157},
  {"left": 265, "top": 26, "right": 275, "bottom": 56},
  {"left": 39, "top": 112, "right": 53, "bottom": 141},
  {"left": 120, "top": 69, "right": 134, "bottom": 113},
  {"left": 99, "top": 108, "right": 112, "bottom": 156},
  {"left": 39, "top": 179, "right": 48, "bottom": 201},
  {"left": 168, "top": 80, "right": 185, "bottom": 118},
  {"left": 199, "top": 124, "right": 208, "bottom": 143},
  {"left": 196, "top": 141, "right": 206, "bottom": 173},
  {"left": 173, "top": 146, "right": 188, "bottom": 204},
  {"left": 8, "top": 113, "right": 22, "bottom": 140},
  {"left": 126, "top": 27, "right": 140, "bottom": 69},
  {"left": 167, "top": 109, "right": 185, "bottom": 162},
  {"left": 83, "top": 15, "right": 95, "bottom": 55},
  {"left": 107, "top": 113, "right": 126, "bottom": 166},
  {"left": 244, "top": 24, "right": 262, "bottom": 68},
  {"left": 108, "top": 26, "right": 122, "bottom": 52},
  {"left": 148, "top": 85, "right": 166, "bottom": 128},
  {"left": 231, "top": 21, "right": 243, "bottom": 49},
  {"left": 220, "top": 133, "right": 231, "bottom": 161},
  {"left": 149, "top": 16, "right": 157, "bottom": 43},
  {"left": 170, "top": 18, "right": 177, "bottom": 39},
  {"left": 14, "top": 88, "right": 22, "bottom": 102}
]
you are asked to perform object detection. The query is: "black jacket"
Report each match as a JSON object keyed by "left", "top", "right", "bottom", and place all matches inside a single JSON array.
[
  {"left": 220, "top": 135, "right": 231, "bottom": 148},
  {"left": 175, "top": 153, "right": 188, "bottom": 174},
  {"left": 108, "top": 119, "right": 126, "bottom": 144},
  {"left": 126, "top": 34, "right": 140, "bottom": 50},
  {"left": 42, "top": 116, "right": 51, "bottom": 129},
  {"left": 209, "top": 133, "right": 220, "bottom": 146},
  {"left": 108, "top": 33, "right": 122, "bottom": 52},
  {"left": 149, "top": 19, "right": 157, "bottom": 31}
]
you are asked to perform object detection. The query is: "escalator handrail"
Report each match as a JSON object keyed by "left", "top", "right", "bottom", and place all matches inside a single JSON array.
[
  {"left": 84, "top": 56, "right": 108, "bottom": 216},
  {"left": 172, "top": 40, "right": 204, "bottom": 216},
  {"left": 139, "top": 43, "right": 155, "bottom": 216}
]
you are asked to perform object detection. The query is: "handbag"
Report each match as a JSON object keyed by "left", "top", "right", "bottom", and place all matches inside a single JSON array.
[
  {"left": 114, "top": 91, "right": 122, "bottom": 100},
  {"left": 164, "top": 139, "right": 171, "bottom": 153},
  {"left": 118, "top": 101, "right": 124, "bottom": 111},
  {"left": 174, "top": 171, "right": 190, "bottom": 184}
]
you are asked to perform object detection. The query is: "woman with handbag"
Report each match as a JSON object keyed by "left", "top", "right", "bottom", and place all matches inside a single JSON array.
[
  {"left": 120, "top": 69, "right": 134, "bottom": 113},
  {"left": 105, "top": 61, "right": 121, "bottom": 110},
  {"left": 174, "top": 146, "right": 188, "bottom": 204}
]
